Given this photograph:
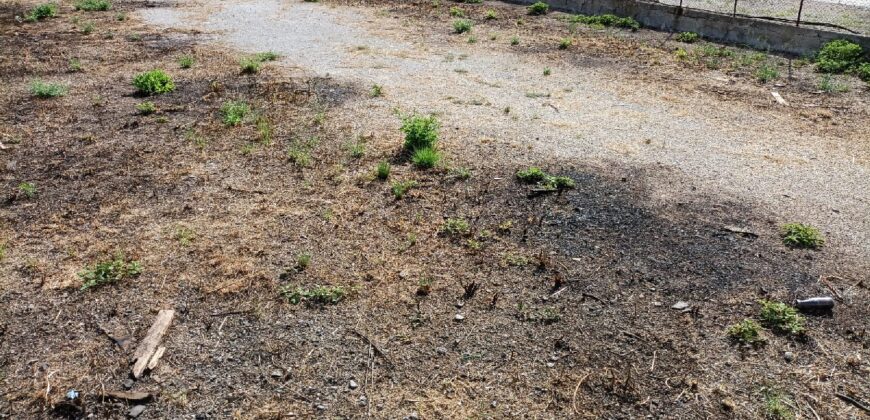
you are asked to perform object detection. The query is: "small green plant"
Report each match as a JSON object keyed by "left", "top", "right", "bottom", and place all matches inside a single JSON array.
[
  {"left": 781, "top": 223, "right": 823, "bottom": 248},
  {"left": 30, "top": 80, "right": 67, "bottom": 98},
  {"left": 80, "top": 21, "right": 95, "bottom": 34},
  {"left": 375, "top": 161, "right": 391, "bottom": 180},
  {"left": 416, "top": 277, "right": 433, "bottom": 296},
  {"left": 857, "top": 63, "right": 870, "bottom": 82},
  {"left": 453, "top": 18, "right": 472, "bottom": 34},
  {"left": 79, "top": 254, "right": 142, "bottom": 290},
  {"left": 74, "top": 0, "right": 110, "bottom": 11},
  {"left": 115, "top": 12, "right": 126, "bottom": 20},
  {"left": 400, "top": 114, "right": 439, "bottom": 151},
  {"left": 18, "top": 182, "right": 37, "bottom": 198},
  {"left": 175, "top": 227, "right": 195, "bottom": 246},
  {"left": 239, "top": 58, "right": 261, "bottom": 74},
  {"left": 818, "top": 74, "right": 848, "bottom": 93},
  {"left": 136, "top": 101, "right": 157, "bottom": 115},
  {"left": 68, "top": 58, "right": 83, "bottom": 72},
  {"left": 412, "top": 147, "right": 441, "bottom": 169},
  {"left": 178, "top": 55, "right": 195, "bottom": 69},
  {"left": 25, "top": 3, "right": 58, "bottom": 22},
  {"left": 484, "top": 9, "right": 497, "bottom": 20},
  {"left": 288, "top": 148, "right": 312, "bottom": 167},
  {"left": 527, "top": 2, "right": 549, "bottom": 15},
  {"left": 449, "top": 6, "right": 464, "bottom": 17},
  {"left": 510, "top": 36, "right": 520, "bottom": 46},
  {"left": 255, "top": 51, "right": 279, "bottom": 62},
  {"left": 763, "top": 389, "right": 795, "bottom": 420},
  {"left": 674, "top": 47, "right": 688, "bottom": 60},
  {"left": 516, "top": 167, "right": 547, "bottom": 183},
  {"left": 256, "top": 117, "right": 272, "bottom": 144},
  {"left": 451, "top": 167, "right": 471, "bottom": 180},
  {"left": 727, "top": 319, "right": 765, "bottom": 345},
  {"left": 370, "top": 84, "right": 383, "bottom": 97},
  {"left": 220, "top": 100, "right": 251, "bottom": 126},
  {"left": 185, "top": 128, "right": 207, "bottom": 150},
  {"left": 816, "top": 39, "right": 863, "bottom": 74},
  {"left": 391, "top": 180, "right": 416, "bottom": 199},
  {"left": 558, "top": 38, "right": 572, "bottom": 50},
  {"left": 132, "top": 70, "right": 175, "bottom": 95},
  {"left": 755, "top": 64, "right": 779, "bottom": 83},
  {"left": 467, "top": 35, "right": 477, "bottom": 44},
  {"left": 296, "top": 252, "right": 311, "bottom": 270},
  {"left": 348, "top": 139, "right": 365, "bottom": 159},
  {"left": 675, "top": 32, "right": 699, "bottom": 43},
  {"left": 759, "top": 300, "right": 805, "bottom": 335},
  {"left": 282, "top": 285, "right": 349, "bottom": 305},
  {"left": 441, "top": 218, "right": 470, "bottom": 236},
  {"left": 543, "top": 67, "right": 552, "bottom": 76}
]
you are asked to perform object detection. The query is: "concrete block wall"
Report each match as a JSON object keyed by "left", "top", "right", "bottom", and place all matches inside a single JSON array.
[{"left": 502, "top": 0, "right": 870, "bottom": 56}]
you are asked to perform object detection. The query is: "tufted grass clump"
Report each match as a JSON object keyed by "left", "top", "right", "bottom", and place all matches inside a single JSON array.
[
  {"left": 453, "top": 19, "right": 472, "bottom": 34},
  {"left": 239, "top": 58, "right": 261, "bottom": 74},
  {"left": 755, "top": 64, "right": 779, "bottom": 83},
  {"left": 18, "top": 182, "right": 38, "bottom": 198},
  {"left": 759, "top": 300, "right": 805, "bottom": 335},
  {"left": 781, "top": 223, "right": 823, "bottom": 248},
  {"left": 527, "top": 2, "right": 549, "bottom": 15},
  {"left": 391, "top": 180, "right": 416, "bottom": 199},
  {"left": 25, "top": 3, "right": 58, "bottom": 22},
  {"left": 449, "top": 6, "right": 464, "bottom": 17},
  {"left": 441, "top": 218, "right": 470, "bottom": 236},
  {"left": 79, "top": 254, "right": 142, "bottom": 290},
  {"left": 376, "top": 161, "right": 390, "bottom": 180},
  {"left": 75, "top": 0, "right": 111, "bottom": 11},
  {"left": 727, "top": 319, "right": 765, "bottom": 345},
  {"left": 516, "top": 167, "right": 547, "bottom": 184},
  {"left": 30, "top": 80, "right": 68, "bottom": 98},
  {"left": 220, "top": 100, "right": 251, "bottom": 126},
  {"left": 570, "top": 13, "right": 640, "bottom": 30},
  {"left": 136, "top": 101, "right": 157, "bottom": 115},
  {"left": 856, "top": 63, "right": 870, "bottom": 82},
  {"left": 132, "top": 70, "right": 175, "bottom": 95},
  {"left": 412, "top": 147, "right": 441, "bottom": 169},
  {"left": 516, "top": 167, "right": 575, "bottom": 191},
  {"left": 178, "top": 55, "right": 195, "bottom": 69}
]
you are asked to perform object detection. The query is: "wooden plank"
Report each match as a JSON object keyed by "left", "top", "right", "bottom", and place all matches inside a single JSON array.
[
  {"left": 131, "top": 309, "right": 174, "bottom": 378},
  {"left": 146, "top": 346, "right": 166, "bottom": 371}
]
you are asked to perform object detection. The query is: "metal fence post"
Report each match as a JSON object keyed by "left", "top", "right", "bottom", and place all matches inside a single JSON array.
[
  {"left": 796, "top": 0, "right": 805, "bottom": 26},
  {"left": 732, "top": 0, "right": 738, "bottom": 17}
]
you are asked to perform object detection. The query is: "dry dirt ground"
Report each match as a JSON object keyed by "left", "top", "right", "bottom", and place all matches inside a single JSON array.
[{"left": 0, "top": 0, "right": 868, "bottom": 419}]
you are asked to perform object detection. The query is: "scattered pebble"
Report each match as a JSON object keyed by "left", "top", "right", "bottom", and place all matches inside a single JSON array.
[
  {"left": 546, "top": 362, "right": 555, "bottom": 368},
  {"left": 349, "top": 380, "right": 359, "bottom": 390},
  {"left": 671, "top": 301, "right": 690, "bottom": 310},
  {"left": 270, "top": 369, "right": 284, "bottom": 378},
  {"left": 128, "top": 405, "right": 146, "bottom": 418},
  {"left": 123, "top": 379, "right": 134, "bottom": 390},
  {"left": 454, "top": 314, "right": 465, "bottom": 321},
  {"left": 435, "top": 346, "right": 448, "bottom": 355},
  {"left": 784, "top": 351, "right": 794, "bottom": 362}
]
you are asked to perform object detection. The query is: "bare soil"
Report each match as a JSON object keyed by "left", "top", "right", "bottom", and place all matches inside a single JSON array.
[{"left": 0, "top": 1, "right": 868, "bottom": 419}]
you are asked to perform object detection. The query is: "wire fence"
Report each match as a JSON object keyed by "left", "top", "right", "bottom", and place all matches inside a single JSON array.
[{"left": 657, "top": 0, "right": 870, "bottom": 34}]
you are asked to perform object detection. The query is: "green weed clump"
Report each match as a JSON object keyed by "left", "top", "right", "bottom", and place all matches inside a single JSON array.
[
  {"left": 75, "top": 0, "right": 110, "bottom": 11},
  {"left": 240, "top": 58, "right": 261, "bottom": 74},
  {"left": 400, "top": 114, "right": 439, "bottom": 151},
  {"left": 132, "top": 70, "right": 175, "bottom": 95},
  {"left": 570, "top": 14, "right": 639, "bottom": 30},
  {"left": 484, "top": 9, "right": 497, "bottom": 20},
  {"left": 816, "top": 39, "right": 863, "bottom": 74},
  {"left": 759, "top": 300, "right": 805, "bottom": 335},
  {"left": 558, "top": 38, "right": 572, "bottom": 49},
  {"left": 18, "top": 182, "right": 38, "bottom": 198},
  {"left": 856, "top": 62, "right": 870, "bottom": 82},
  {"left": 441, "top": 218, "right": 470, "bottom": 236},
  {"left": 391, "top": 180, "right": 416, "bottom": 199},
  {"left": 25, "top": 3, "right": 58, "bottom": 22},
  {"left": 30, "top": 80, "right": 67, "bottom": 98},
  {"left": 676, "top": 32, "right": 699, "bottom": 43},
  {"left": 781, "top": 223, "right": 824, "bottom": 248},
  {"left": 136, "top": 101, "right": 157, "bottom": 115},
  {"left": 412, "top": 147, "right": 441, "bottom": 168},
  {"left": 282, "top": 285, "right": 350, "bottom": 305},
  {"left": 727, "top": 319, "right": 765, "bottom": 345},
  {"left": 453, "top": 18, "right": 473, "bottom": 33},
  {"left": 449, "top": 6, "right": 464, "bottom": 17},
  {"left": 79, "top": 254, "right": 142, "bottom": 290},
  {"left": 516, "top": 167, "right": 575, "bottom": 191},
  {"left": 755, "top": 64, "right": 779, "bottom": 83},
  {"left": 178, "top": 55, "right": 195, "bottom": 69},
  {"left": 527, "top": 2, "right": 549, "bottom": 15},
  {"left": 220, "top": 100, "right": 251, "bottom": 126},
  {"left": 763, "top": 389, "right": 795, "bottom": 420},
  {"left": 376, "top": 162, "right": 391, "bottom": 180}
]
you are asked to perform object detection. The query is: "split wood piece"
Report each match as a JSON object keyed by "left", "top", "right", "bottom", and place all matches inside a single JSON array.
[
  {"left": 131, "top": 309, "right": 174, "bottom": 379},
  {"left": 771, "top": 91, "right": 788, "bottom": 106},
  {"left": 101, "top": 390, "right": 152, "bottom": 403}
]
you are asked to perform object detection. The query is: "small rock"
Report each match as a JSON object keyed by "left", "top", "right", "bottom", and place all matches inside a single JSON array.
[
  {"left": 455, "top": 301, "right": 464, "bottom": 308},
  {"left": 671, "top": 301, "right": 690, "bottom": 310},
  {"left": 123, "top": 379, "right": 134, "bottom": 390},
  {"left": 404, "top": 413, "right": 419, "bottom": 420},
  {"left": 454, "top": 314, "right": 465, "bottom": 321},
  {"left": 435, "top": 346, "right": 448, "bottom": 355},
  {"left": 316, "top": 404, "right": 327, "bottom": 411},
  {"left": 358, "top": 396, "right": 368, "bottom": 407},
  {"left": 546, "top": 362, "right": 555, "bottom": 368},
  {"left": 652, "top": 301, "right": 662, "bottom": 307},
  {"left": 270, "top": 369, "right": 284, "bottom": 378},
  {"left": 348, "top": 380, "right": 359, "bottom": 390},
  {"left": 491, "top": 400, "right": 498, "bottom": 408},
  {"left": 128, "top": 405, "right": 146, "bottom": 418},
  {"left": 66, "top": 390, "right": 79, "bottom": 400},
  {"left": 721, "top": 398, "right": 735, "bottom": 411},
  {"left": 783, "top": 352, "right": 794, "bottom": 362}
]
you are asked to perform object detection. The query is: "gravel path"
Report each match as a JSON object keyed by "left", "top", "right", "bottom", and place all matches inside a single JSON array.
[{"left": 140, "top": 0, "right": 869, "bottom": 265}]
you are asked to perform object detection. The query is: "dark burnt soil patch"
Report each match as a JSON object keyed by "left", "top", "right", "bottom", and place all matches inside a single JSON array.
[{"left": 0, "top": 1, "right": 868, "bottom": 419}]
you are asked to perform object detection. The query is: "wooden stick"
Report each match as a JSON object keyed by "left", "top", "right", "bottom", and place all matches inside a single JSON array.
[{"left": 131, "top": 309, "right": 174, "bottom": 378}]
